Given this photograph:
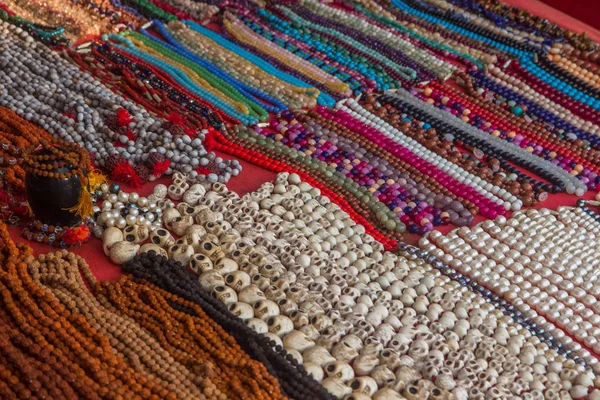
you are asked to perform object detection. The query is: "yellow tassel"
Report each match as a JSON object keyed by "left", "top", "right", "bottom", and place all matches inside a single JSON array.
[
  {"left": 63, "top": 188, "right": 94, "bottom": 220},
  {"left": 88, "top": 169, "right": 107, "bottom": 190}
]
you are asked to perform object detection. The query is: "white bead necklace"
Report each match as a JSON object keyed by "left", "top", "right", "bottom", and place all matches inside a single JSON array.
[{"left": 421, "top": 206, "right": 600, "bottom": 367}]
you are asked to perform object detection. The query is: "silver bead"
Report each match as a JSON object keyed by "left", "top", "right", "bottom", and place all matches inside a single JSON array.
[{"left": 92, "top": 225, "right": 104, "bottom": 239}]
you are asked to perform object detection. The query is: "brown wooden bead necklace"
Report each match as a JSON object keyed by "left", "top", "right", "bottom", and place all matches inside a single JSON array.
[
  {"left": 0, "top": 218, "right": 288, "bottom": 400},
  {"left": 0, "top": 223, "right": 178, "bottom": 400},
  {"left": 22, "top": 138, "right": 90, "bottom": 181},
  {"left": 97, "top": 277, "right": 287, "bottom": 400},
  {"left": 30, "top": 251, "right": 209, "bottom": 399}
]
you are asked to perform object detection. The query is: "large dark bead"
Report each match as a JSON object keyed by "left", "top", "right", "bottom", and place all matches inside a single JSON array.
[{"left": 26, "top": 157, "right": 85, "bottom": 227}]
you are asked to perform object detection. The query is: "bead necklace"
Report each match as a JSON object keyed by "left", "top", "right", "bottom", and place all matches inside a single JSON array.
[
  {"left": 305, "top": 107, "right": 477, "bottom": 226},
  {"left": 422, "top": 0, "right": 548, "bottom": 48},
  {"left": 519, "top": 56, "right": 600, "bottom": 111},
  {"left": 214, "top": 126, "right": 399, "bottom": 247},
  {"left": 222, "top": 12, "right": 352, "bottom": 95},
  {"left": 413, "top": 84, "right": 600, "bottom": 190},
  {"left": 349, "top": 2, "right": 487, "bottom": 70},
  {"left": 284, "top": 0, "right": 456, "bottom": 80},
  {"left": 0, "top": 20, "right": 239, "bottom": 185},
  {"left": 165, "top": 21, "right": 324, "bottom": 110},
  {"left": 123, "top": 253, "right": 334, "bottom": 400},
  {"left": 0, "top": 232, "right": 178, "bottom": 399},
  {"left": 290, "top": 0, "right": 474, "bottom": 79},
  {"left": 106, "top": 33, "right": 259, "bottom": 126},
  {"left": 72, "top": 41, "right": 227, "bottom": 130},
  {"left": 0, "top": 8, "right": 68, "bottom": 46},
  {"left": 144, "top": 0, "right": 219, "bottom": 21},
  {"left": 470, "top": 70, "right": 600, "bottom": 148},
  {"left": 390, "top": 0, "right": 537, "bottom": 57},
  {"left": 386, "top": 88, "right": 589, "bottom": 195},
  {"left": 367, "top": 0, "right": 511, "bottom": 65},
  {"left": 181, "top": 20, "right": 336, "bottom": 107},
  {"left": 1, "top": 0, "right": 140, "bottom": 40},
  {"left": 498, "top": 61, "right": 600, "bottom": 126},
  {"left": 420, "top": 205, "right": 600, "bottom": 366},
  {"left": 362, "top": 94, "right": 540, "bottom": 206},
  {"left": 470, "top": 0, "right": 599, "bottom": 56},
  {"left": 119, "top": 0, "right": 178, "bottom": 22},
  {"left": 0, "top": 219, "right": 291, "bottom": 399},
  {"left": 272, "top": 4, "right": 426, "bottom": 83},
  {"left": 139, "top": 23, "right": 289, "bottom": 115},
  {"left": 98, "top": 276, "right": 286, "bottom": 399},
  {"left": 125, "top": 32, "right": 268, "bottom": 119},
  {"left": 485, "top": 65, "right": 600, "bottom": 135},
  {"left": 131, "top": 174, "right": 599, "bottom": 398},
  {"left": 425, "top": 78, "right": 600, "bottom": 177},
  {"left": 91, "top": 181, "right": 166, "bottom": 240},
  {"left": 271, "top": 110, "right": 449, "bottom": 231},
  {"left": 231, "top": 124, "right": 407, "bottom": 238},
  {"left": 340, "top": 98, "right": 512, "bottom": 214},
  {"left": 549, "top": 54, "right": 600, "bottom": 91},
  {"left": 243, "top": 7, "right": 416, "bottom": 90},
  {"left": 30, "top": 251, "right": 211, "bottom": 399},
  {"left": 20, "top": 219, "right": 90, "bottom": 248},
  {"left": 0, "top": 107, "right": 52, "bottom": 221},
  {"left": 237, "top": 11, "right": 375, "bottom": 93}
]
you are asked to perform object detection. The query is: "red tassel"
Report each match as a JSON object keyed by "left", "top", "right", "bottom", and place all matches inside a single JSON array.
[
  {"left": 166, "top": 111, "right": 187, "bottom": 126},
  {"left": 113, "top": 140, "right": 126, "bottom": 148},
  {"left": 116, "top": 107, "right": 133, "bottom": 126},
  {"left": 111, "top": 161, "right": 144, "bottom": 188},
  {"left": 152, "top": 159, "right": 171, "bottom": 177},
  {"left": 184, "top": 125, "right": 197, "bottom": 137},
  {"left": 125, "top": 129, "right": 136, "bottom": 141},
  {"left": 62, "top": 225, "right": 90, "bottom": 245},
  {"left": 195, "top": 166, "right": 212, "bottom": 176},
  {"left": 63, "top": 112, "right": 76, "bottom": 121},
  {"left": 10, "top": 205, "right": 30, "bottom": 216},
  {"left": 203, "top": 132, "right": 217, "bottom": 152}
]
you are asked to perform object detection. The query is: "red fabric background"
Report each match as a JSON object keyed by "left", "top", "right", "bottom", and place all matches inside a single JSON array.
[
  {"left": 506, "top": 0, "right": 600, "bottom": 40},
  {"left": 9, "top": 2, "right": 600, "bottom": 282}
]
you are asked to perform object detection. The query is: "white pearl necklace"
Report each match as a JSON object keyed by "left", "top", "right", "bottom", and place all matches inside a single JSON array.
[{"left": 421, "top": 206, "right": 600, "bottom": 368}]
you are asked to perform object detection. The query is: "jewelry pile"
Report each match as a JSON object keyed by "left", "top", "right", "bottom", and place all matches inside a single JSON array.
[
  {"left": 97, "top": 172, "right": 600, "bottom": 399},
  {"left": 0, "top": 0, "right": 599, "bottom": 398}
]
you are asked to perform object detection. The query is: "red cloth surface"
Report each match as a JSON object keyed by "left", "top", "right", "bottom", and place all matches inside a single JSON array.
[
  {"left": 504, "top": 0, "right": 600, "bottom": 40},
  {"left": 10, "top": 3, "right": 600, "bottom": 282}
]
